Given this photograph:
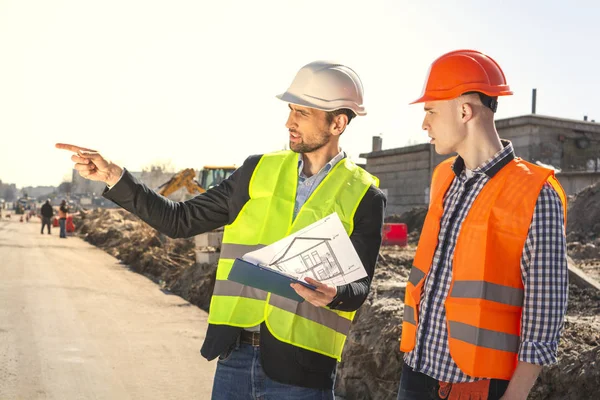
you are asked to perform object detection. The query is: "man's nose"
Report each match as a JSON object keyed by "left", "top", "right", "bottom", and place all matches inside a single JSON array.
[{"left": 285, "top": 112, "right": 296, "bottom": 130}]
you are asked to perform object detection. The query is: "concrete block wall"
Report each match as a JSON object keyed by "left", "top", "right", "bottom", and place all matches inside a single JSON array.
[
  {"left": 365, "top": 147, "right": 432, "bottom": 216},
  {"left": 555, "top": 173, "right": 600, "bottom": 196},
  {"left": 498, "top": 124, "right": 596, "bottom": 172},
  {"left": 497, "top": 115, "right": 600, "bottom": 174}
]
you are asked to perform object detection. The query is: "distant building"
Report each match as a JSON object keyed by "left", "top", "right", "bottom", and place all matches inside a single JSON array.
[
  {"left": 360, "top": 114, "right": 600, "bottom": 215},
  {"left": 0, "top": 181, "right": 18, "bottom": 202},
  {"left": 20, "top": 185, "right": 57, "bottom": 199}
]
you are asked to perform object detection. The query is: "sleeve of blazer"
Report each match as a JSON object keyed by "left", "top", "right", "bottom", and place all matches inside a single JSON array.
[
  {"left": 327, "top": 186, "right": 386, "bottom": 312},
  {"left": 102, "top": 155, "right": 261, "bottom": 238}
]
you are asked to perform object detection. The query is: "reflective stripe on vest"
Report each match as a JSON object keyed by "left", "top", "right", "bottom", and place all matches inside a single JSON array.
[
  {"left": 400, "top": 157, "right": 566, "bottom": 380},
  {"left": 448, "top": 321, "right": 520, "bottom": 353},
  {"left": 220, "top": 243, "right": 266, "bottom": 260},
  {"left": 208, "top": 150, "right": 378, "bottom": 360},
  {"left": 450, "top": 281, "right": 524, "bottom": 307}
]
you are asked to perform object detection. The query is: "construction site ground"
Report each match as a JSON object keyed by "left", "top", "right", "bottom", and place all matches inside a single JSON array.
[
  {"left": 0, "top": 214, "right": 216, "bottom": 400},
  {"left": 3, "top": 180, "right": 598, "bottom": 399}
]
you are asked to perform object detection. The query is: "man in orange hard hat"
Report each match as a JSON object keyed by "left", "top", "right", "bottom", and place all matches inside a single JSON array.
[{"left": 397, "top": 50, "right": 568, "bottom": 400}]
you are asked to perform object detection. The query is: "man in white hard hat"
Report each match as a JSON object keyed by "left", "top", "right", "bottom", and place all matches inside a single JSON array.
[{"left": 57, "top": 61, "right": 386, "bottom": 399}]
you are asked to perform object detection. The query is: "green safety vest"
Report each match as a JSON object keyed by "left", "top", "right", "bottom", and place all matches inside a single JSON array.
[{"left": 208, "top": 150, "right": 378, "bottom": 360}]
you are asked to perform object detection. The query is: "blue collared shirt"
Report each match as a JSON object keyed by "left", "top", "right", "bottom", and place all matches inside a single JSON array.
[{"left": 294, "top": 150, "right": 346, "bottom": 219}]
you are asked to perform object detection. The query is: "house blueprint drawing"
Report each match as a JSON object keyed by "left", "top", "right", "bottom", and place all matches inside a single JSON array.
[{"left": 242, "top": 213, "right": 367, "bottom": 286}]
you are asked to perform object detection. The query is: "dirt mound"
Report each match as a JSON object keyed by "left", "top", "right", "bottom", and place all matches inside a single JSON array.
[
  {"left": 566, "top": 183, "right": 600, "bottom": 284},
  {"left": 531, "top": 313, "right": 600, "bottom": 399},
  {"left": 335, "top": 247, "right": 412, "bottom": 400},
  {"left": 567, "top": 182, "right": 600, "bottom": 243},
  {"left": 568, "top": 239, "right": 600, "bottom": 261}
]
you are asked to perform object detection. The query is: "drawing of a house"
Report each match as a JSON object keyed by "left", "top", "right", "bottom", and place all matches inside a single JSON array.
[{"left": 269, "top": 237, "right": 343, "bottom": 281}]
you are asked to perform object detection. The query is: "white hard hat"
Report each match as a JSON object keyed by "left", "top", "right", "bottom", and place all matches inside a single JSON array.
[{"left": 277, "top": 61, "right": 366, "bottom": 116}]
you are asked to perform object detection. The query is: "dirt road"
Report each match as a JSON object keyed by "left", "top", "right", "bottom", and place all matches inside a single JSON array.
[{"left": 0, "top": 214, "right": 216, "bottom": 400}]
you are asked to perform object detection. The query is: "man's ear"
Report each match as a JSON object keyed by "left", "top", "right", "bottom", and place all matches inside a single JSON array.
[
  {"left": 330, "top": 114, "right": 348, "bottom": 136},
  {"left": 461, "top": 102, "right": 474, "bottom": 123}
]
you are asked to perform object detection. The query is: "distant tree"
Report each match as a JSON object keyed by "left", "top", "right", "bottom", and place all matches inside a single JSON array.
[
  {"left": 58, "top": 181, "right": 73, "bottom": 194},
  {"left": 3, "top": 187, "right": 16, "bottom": 201},
  {"left": 142, "top": 160, "right": 175, "bottom": 174},
  {"left": 141, "top": 161, "right": 177, "bottom": 190}
]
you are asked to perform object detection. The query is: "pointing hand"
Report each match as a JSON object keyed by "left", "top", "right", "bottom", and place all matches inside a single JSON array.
[{"left": 55, "top": 143, "right": 123, "bottom": 187}]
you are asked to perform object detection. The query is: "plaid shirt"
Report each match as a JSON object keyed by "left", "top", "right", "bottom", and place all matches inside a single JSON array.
[{"left": 403, "top": 141, "right": 568, "bottom": 383}]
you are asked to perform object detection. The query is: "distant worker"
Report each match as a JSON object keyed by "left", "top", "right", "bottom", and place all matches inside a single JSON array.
[
  {"left": 57, "top": 60, "right": 386, "bottom": 399},
  {"left": 58, "top": 200, "right": 69, "bottom": 238},
  {"left": 41, "top": 199, "right": 54, "bottom": 235},
  {"left": 397, "top": 50, "right": 568, "bottom": 400}
]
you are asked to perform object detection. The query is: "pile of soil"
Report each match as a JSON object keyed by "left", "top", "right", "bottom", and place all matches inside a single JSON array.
[
  {"left": 566, "top": 181, "right": 600, "bottom": 285},
  {"left": 335, "top": 246, "right": 414, "bottom": 399},
  {"left": 566, "top": 182, "right": 600, "bottom": 243}
]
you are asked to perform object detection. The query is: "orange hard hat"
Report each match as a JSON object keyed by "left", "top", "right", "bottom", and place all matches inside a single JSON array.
[{"left": 410, "top": 49, "right": 513, "bottom": 104}]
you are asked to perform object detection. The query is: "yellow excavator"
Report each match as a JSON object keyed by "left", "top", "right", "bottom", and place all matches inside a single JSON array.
[{"left": 157, "top": 166, "right": 237, "bottom": 198}]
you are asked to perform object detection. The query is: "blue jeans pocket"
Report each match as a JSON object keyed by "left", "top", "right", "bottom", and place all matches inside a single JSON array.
[{"left": 218, "top": 336, "right": 240, "bottom": 363}]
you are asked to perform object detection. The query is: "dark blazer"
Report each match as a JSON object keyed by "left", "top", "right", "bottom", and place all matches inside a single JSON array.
[{"left": 104, "top": 154, "right": 386, "bottom": 389}]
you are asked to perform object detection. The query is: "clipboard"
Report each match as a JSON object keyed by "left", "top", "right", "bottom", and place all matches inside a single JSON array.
[{"left": 227, "top": 258, "right": 317, "bottom": 303}]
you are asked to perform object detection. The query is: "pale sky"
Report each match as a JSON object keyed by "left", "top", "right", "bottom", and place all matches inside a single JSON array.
[{"left": 1, "top": 0, "right": 599, "bottom": 188}]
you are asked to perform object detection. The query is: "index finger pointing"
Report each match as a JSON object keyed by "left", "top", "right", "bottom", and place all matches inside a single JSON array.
[{"left": 55, "top": 143, "right": 97, "bottom": 153}]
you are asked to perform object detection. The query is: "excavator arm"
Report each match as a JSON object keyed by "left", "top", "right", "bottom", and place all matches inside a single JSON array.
[
  {"left": 156, "top": 168, "right": 204, "bottom": 197},
  {"left": 156, "top": 166, "right": 236, "bottom": 198}
]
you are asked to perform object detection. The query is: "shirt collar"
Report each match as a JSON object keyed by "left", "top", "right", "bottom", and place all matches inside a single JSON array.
[
  {"left": 452, "top": 140, "right": 515, "bottom": 178},
  {"left": 298, "top": 149, "right": 346, "bottom": 178}
]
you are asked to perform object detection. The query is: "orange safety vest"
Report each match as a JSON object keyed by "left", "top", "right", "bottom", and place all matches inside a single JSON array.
[{"left": 400, "top": 157, "right": 566, "bottom": 380}]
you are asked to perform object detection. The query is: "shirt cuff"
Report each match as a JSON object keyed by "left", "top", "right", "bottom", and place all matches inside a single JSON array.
[
  {"left": 518, "top": 340, "right": 558, "bottom": 365},
  {"left": 105, "top": 168, "right": 126, "bottom": 191},
  {"left": 326, "top": 285, "right": 348, "bottom": 309}
]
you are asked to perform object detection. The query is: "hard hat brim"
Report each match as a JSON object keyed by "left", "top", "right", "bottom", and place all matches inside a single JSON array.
[
  {"left": 276, "top": 92, "right": 367, "bottom": 116},
  {"left": 409, "top": 89, "right": 514, "bottom": 105},
  {"left": 410, "top": 81, "right": 513, "bottom": 105}
]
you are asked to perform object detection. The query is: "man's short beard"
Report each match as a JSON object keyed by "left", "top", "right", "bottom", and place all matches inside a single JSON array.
[{"left": 290, "top": 132, "right": 331, "bottom": 154}]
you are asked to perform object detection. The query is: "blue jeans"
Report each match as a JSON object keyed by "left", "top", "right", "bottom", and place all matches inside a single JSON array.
[
  {"left": 396, "top": 364, "right": 508, "bottom": 400},
  {"left": 211, "top": 342, "right": 334, "bottom": 400},
  {"left": 59, "top": 218, "right": 67, "bottom": 238}
]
